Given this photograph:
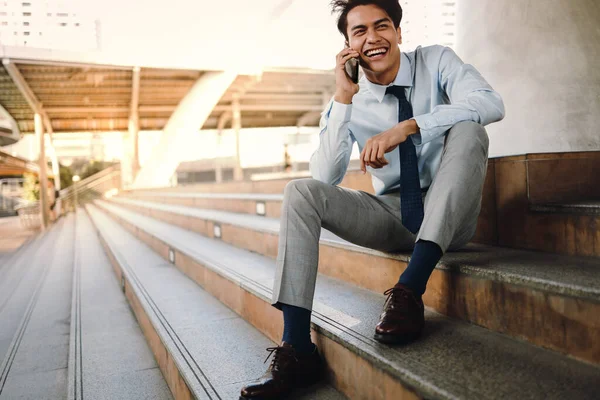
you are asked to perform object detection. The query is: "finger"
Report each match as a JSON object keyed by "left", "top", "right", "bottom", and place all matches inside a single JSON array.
[
  {"left": 362, "top": 145, "right": 374, "bottom": 168},
  {"left": 370, "top": 148, "right": 381, "bottom": 166},
  {"left": 337, "top": 48, "right": 359, "bottom": 60},
  {"left": 377, "top": 146, "right": 388, "bottom": 166},
  {"left": 368, "top": 157, "right": 381, "bottom": 168},
  {"left": 360, "top": 148, "right": 366, "bottom": 173},
  {"left": 369, "top": 142, "right": 380, "bottom": 164},
  {"left": 338, "top": 53, "right": 359, "bottom": 66}
]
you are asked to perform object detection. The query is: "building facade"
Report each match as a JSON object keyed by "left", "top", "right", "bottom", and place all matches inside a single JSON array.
[
  {"left": 0, "top": 0, "right": 98, "bottom": 50},
  {"left": 401, "top": 0, "right": 456, "bottom": 51}
]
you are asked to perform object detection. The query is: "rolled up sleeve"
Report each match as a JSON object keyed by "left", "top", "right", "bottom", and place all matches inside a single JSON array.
[
  {"left": 411, "top": 46, "right": 505, "bottom": 145},
  {"left": 309, "top": 99, "right": 355, "bottom": 185}
]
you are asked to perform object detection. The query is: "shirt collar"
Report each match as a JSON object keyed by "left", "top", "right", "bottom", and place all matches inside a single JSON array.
[{"left": 361, "top": 51, "right": 412, "bottom": 103}]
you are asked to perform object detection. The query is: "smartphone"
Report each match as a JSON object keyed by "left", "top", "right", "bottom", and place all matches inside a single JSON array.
[{"left": 344, "top": 57, "right": 359, "bottom": 84}]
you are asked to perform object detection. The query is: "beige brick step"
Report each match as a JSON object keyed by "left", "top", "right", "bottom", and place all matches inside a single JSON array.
[
  {"left": 91, "top": 200, "right": 600, "bottom": 400},
  {"left": 85, "top": 204, "right": 345, "bottom": 400},
  {"left": 106, "top": 196, "right": 600, "bottom": 365}
]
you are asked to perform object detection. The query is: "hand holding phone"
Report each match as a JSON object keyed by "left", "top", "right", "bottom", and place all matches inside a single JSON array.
[
  {"left": 344, "top": 57, "right": 359, "bottom": 84},
  {"left": 335, "top": 46, "right": 360, "bottom": 104}
]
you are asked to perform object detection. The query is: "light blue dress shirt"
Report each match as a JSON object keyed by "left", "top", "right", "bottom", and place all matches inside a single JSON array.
[{"left": 309, "top": 45, "right": 506, "bottom": 195}]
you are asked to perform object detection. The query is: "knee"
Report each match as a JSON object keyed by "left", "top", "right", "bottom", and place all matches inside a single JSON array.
[
  {"left": 283, "top": 178, "right": 324, "bottom": 206},
  {"left": 448, "top": 121, "right": 489, "bottom": 155}
]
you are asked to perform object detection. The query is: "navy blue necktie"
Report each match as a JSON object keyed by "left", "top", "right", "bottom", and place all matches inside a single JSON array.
[{"left": 385, "top": 85, "right": 424, "bottom": 234}]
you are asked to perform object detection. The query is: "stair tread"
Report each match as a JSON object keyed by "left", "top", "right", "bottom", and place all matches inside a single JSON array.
[
  {"left": 0, "top": 216, "right": 72, "bottom": 399},
  {"left": 69, "top": 210, "right": 173, "bottom": 400},
  {"left": 531, "top": 200, "right": 600, "bottom": 215},
  {"left": 130, "top": 191, "right": 284, "bottom": 201},
  {"left": 97, "top": 200, "right": 600, "bottom": 400},
  {"left": 86, "top": 204, "right": 346, "bottom": 400},
  {"left": 0, "top": 222, "right": 61, "bottom": 366},
  {"left": 111, "top": 197, "right": 600, "bottom": 301}
]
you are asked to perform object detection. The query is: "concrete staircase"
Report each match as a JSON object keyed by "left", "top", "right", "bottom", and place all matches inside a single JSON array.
[
  {"left": 0, "top": 151, "right": 598, "bottom": 399},
  {"left": 0, "top": 209, "right": 344, "bottom": 399},
  {"left": 84, "top": 153, "right": 598, "bottom": 399},
  {"left": 0, "top": 214, "right": 173, "bottom": 399}
]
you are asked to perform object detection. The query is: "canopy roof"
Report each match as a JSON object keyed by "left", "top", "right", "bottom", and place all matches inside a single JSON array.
[{"left": 0, "top": 51, "right": 335, "bottom": 134}]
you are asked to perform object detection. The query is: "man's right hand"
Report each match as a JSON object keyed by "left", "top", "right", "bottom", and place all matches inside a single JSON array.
[{"left": 334, "top": 48, "right": 360, "bottom": 104}]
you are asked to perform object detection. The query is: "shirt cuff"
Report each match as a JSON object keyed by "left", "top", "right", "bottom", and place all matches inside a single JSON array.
[
  {"left": 327, "top": 101, "right": 353, "bottom": 125},
  {"left": 412, "top": 114, "right": 436, "bottom": 145}
]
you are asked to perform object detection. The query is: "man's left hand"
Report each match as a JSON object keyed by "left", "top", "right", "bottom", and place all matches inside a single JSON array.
[{"left": 360, "top": 119, "right": 419, "bottom": 173}]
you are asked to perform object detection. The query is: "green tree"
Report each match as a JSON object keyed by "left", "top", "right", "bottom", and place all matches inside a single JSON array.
[
  {"left": 22, "top": 172, "right": 39, "bottom": 201},
  {"left": 80, "top": 160, "right": 116, "bottom": 180},
  {"left": 59, "top": 163, "right": 73, "bottom": 189}
]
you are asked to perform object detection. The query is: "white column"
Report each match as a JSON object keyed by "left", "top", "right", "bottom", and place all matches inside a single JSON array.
[
  {"left": 127, "top": 114, "right": 140, "bottom": 180},
  {"left": 120, "top": 133, "right": 134, "bottom": 188},
  {"left": 215, "top": 111, "right": 231, "bottom": 183},
  {"left": 133, "top": 71, "right": 237, "bottom": 189},
  {"left": 232, "top": 92, "right": 243, "bottom": 181},
  {"left": 456, "top": 0, "right": 600, "bottom": 156},
  {"left": 130, "top": 66, "right": 141, "bottom": 179},
  {"left": 35, "top": 113, "right": 50, "bottom": 229}
]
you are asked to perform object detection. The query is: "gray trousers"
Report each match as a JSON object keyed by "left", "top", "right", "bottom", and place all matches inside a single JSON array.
[{"left": 272, "top": 121, "right": 489, "bottom": 311}]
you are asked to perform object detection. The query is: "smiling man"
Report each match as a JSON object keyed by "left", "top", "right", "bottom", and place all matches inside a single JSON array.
[{"left": 240, "top": 1, "right": 505, "bottom": 399}]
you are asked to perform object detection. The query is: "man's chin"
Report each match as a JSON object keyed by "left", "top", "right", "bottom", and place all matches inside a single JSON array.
[{"left": 365, "top": 63, "right": 393, "bottom": 75}]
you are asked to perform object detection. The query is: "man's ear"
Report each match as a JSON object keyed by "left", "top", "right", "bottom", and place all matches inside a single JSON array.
[
  {"left": 397, "top": 27, "right": 402, "bottom": 45},
  {"left": 345, "top": 40, "right": 349, "bottom": 48}
]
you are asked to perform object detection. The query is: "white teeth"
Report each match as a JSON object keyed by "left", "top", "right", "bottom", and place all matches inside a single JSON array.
[{"left": 366, "top": 48, "right": 386, "bottom": 57}]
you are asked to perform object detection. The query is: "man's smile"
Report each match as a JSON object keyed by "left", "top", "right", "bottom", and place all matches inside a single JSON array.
[{"left": 364, "top": 47, "right": 389, "bottom": 60}]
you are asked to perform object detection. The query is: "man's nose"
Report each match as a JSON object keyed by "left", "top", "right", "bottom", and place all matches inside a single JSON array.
[{"left": 366, "top": 28, "right": 382, "bottom": 43}]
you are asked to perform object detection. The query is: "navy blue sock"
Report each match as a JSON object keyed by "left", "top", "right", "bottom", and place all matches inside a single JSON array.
[
  {"left": 281, "top": 303, "right": 315, "bottom": 354},
  {"left": 399, "top": 240, "right": 443, "bottom": 295}
]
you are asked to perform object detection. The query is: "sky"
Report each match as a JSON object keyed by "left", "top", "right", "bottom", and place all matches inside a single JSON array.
[
  {"left": 3, "top": 0, "right": 445, "bottom": 70},
  {"left": 88, "top": 0, "right": 345, "bottom": 70}
]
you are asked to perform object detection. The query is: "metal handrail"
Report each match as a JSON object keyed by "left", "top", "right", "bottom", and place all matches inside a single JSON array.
[
  {"left": 59, "top": 164, "right": 120, "bottom": 198},
  {"left": 0, "top": 178, "right": 24, "bottom": 185},
  {"left": 59, "top": 164, "right": 122, "bottom": 215},
  {"left": 61, "top": 171, "right": 120, "bottom": 201}
]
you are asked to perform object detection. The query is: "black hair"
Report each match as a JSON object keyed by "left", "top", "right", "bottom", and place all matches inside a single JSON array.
[{"left": 330, "top": 0, "right": 403, "bottom": 39}]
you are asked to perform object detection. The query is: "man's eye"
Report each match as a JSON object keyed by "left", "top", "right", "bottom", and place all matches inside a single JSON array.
[
  {"left": 377, "top": 24, "right": 388, "bottom": 29},
  {"left": 354, "top": 29, "right": 365, "bottom": 36}
]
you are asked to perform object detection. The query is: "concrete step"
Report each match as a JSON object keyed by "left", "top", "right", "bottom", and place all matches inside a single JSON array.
[
  {"left": 85, "top": 204, "right": 346, "bottom": 400},
  {"left": 89, "top": 199, "right": 600, "bottom": 400},
  {"left": 126, "top": 169, "right": 373, "bottom": 196},
  {"left": 124, "top": 188, "right": 600, "bottom": 260},
  {"left": 491, "top": 199, "right": 600, "bottom": 258},
  {"left": 522, "top": 200, "right": 600, "bottom": 257},
  {"left": 66, "top": 209, "right": 172, "bottom": 400},
  {"left": 104, "top": 196, "right": 600, "bottom": 365},
  {"left": 0, "top": 219, "right": 64, "bottom": 371},
  {"left": 124, "top": 191, "right": 285, "bottom": 219},
  {"left": 124, "top": 184, "right": 600, "bottom": 260},
  {"left": 531, "top": 200, "right": 600, "bottom": 216},
  {"left": 126, "top": 152, "right": 600, "bottom": 258},
  {"left": 0, "top": 215, "right": 73, "bottom": 399},
  {"left": 480, "top": 152, "right": 600, "bottom": 257}
]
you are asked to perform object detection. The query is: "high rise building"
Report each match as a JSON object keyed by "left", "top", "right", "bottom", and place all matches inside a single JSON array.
[
  {"left": 401, "top": 0, "right": 456, "bottom": 51},
  {"left": 0, "top": 0, "right": 98, "bottom": 51}
]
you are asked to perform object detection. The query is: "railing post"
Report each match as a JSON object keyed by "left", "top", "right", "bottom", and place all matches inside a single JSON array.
[
  {"left": 232, "top": 93, "right": 243, "bottom": 181},
  {"left": 72, "top": 175, "right": 80, "bottom": 212},
  {"left": 35, "top": 113, "right": 50, "bottom": 229}
]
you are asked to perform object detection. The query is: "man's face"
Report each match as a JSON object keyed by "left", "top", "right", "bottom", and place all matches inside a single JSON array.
[{"left": 346, "top": 5, "right": 401, "bottom": 75}]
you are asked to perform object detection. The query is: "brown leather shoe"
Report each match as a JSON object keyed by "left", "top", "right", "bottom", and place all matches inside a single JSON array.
[
  {"left": 240, "top": 342, "right": 324, "bottom": 399},
  {"left": 374, "top": 283, "right": 424, "bottom": 344}
]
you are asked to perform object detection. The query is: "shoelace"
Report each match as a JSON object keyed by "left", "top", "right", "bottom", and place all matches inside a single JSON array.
[
  {"left": 383, "top": 286, "right": 412, "bottom": 311},
  {"left": 264, "top": 346, "right": 299, "bottom": 370}
]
